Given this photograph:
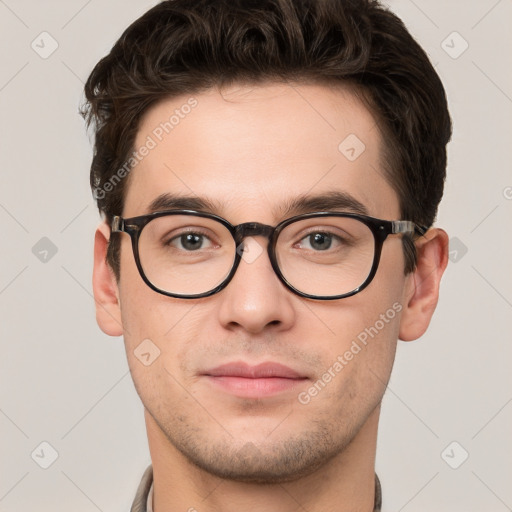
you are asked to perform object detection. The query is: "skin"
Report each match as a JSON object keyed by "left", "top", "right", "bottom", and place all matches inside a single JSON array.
[{"left": 93, "top": 83, "right": 448, "bottom": 512}]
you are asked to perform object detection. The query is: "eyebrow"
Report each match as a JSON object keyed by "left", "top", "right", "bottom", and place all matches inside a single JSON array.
[
  {"left": 147, "top": 193, "right": 222, "bottom": 214},
  {"left": 145, "top": 191, "right": 369, "bottom": 219},
  {"left": 274, "top": 191, "right": 369, "bottom": 218}
]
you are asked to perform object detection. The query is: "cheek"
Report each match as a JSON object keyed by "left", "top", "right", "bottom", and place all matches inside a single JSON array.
[
  {"left": 117, "top": 289, "right": 200, "bottom": 414},
  {"left": 119, "top": 286, "right": 200, "bottom": 354},
  {"left": 117, "top": 235, "right": 188, "bottom": 338},
  {"left": 314, "top": 296, "right": 401, "bottom": 378},
  {"left": 116, "top": 244, "right": 198, "bottom": 388},
  {"left": 306, "top": 242, "right": 406, "bottom": 392},
  {"left": 302, "top": 303, "right": 401, "bottom": 429}
]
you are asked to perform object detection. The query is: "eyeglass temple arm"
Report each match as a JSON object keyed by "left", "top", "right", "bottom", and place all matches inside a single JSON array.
[
  {"left": 111, "top": 216, "right": 124, "bottom": 232},
  {"left": 391, "top": 220, "right": 428, "bottom": 236}
]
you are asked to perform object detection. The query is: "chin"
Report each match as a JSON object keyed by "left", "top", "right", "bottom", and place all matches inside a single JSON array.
[{"left": 170, "top": 428, "right": 349, "bottom": 484}]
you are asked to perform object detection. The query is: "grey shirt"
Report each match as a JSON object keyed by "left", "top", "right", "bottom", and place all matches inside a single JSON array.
[{"left": 130, "top": 465, "right": 382, "bottom": 511}]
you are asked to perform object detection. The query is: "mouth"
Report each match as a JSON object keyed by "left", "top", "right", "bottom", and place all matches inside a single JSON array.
[{"left": 201, "top": 361, "right": 309, "bottom": 398}]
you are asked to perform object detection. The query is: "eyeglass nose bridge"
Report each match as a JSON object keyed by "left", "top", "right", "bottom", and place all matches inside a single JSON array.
[{"left": 234, "top": 222, "right": 275, "bottom": 243}]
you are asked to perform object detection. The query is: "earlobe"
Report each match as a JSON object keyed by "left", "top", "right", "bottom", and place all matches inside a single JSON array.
[
  {"left": 399, "top": 228, "right": 449, "bottom": 342},
  {"left": 92, "top": 222, "right": 124, "bottom": 337}
]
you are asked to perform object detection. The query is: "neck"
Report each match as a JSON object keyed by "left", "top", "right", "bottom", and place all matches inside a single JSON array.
[{"left": 146, "top": 406, "right": 380, "bottom": 512}]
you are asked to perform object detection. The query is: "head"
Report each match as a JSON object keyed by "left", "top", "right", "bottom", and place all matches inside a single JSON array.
[{"left": 85, "top": 0, "right": 450, "bottom": 484}]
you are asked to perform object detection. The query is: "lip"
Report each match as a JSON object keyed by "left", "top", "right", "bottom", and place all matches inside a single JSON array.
[
  {"left": 201, "top": 361, "right": 308, "bottom": 398},
  {"left": 205, "top": 361, "right": 305, "bottom": 379}
]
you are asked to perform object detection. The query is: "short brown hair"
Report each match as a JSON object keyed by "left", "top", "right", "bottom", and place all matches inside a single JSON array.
[{"left": 82, "top": 0, "right": 451, "bottom": 278}]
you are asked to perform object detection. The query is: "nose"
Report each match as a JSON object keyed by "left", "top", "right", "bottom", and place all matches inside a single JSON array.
[{"left": 216, "top": 236, "right": 296, "bottom": 334}]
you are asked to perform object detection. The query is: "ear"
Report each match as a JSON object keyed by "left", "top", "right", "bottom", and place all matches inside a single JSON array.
[
  {"left": 399, "top": 228, "right": 449, "bottom": 341},
  {"left": 92, "top": 222, "right": 124, "bottom": 336}
]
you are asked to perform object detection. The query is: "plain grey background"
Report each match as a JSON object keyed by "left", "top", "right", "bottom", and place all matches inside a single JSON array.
[{"left": 1, "top": 1, "right": 511, "bottom": 510}]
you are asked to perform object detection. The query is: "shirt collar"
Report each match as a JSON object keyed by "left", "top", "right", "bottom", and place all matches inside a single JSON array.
[
  {"left": 132, "top": 465, "right": 381, "bottom": 512},
  {"left": 147, "top": 480, "right": 154, "bottom": 512}
]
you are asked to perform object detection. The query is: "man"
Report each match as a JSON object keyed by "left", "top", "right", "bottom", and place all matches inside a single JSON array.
[{"left": 83, "top": 0, "right": 451, "bottom": 510}]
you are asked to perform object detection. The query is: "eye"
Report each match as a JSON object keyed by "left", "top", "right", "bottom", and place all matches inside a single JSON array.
[
  {"left": 298, "top": 232, "right": 338, "bottom": 251},
  {"left": 169, "top": 232, "right": 213, "bottom": 251}
]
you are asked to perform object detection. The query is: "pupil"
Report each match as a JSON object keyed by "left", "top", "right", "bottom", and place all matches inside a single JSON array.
[
  {"left": 310, "top": 233, "right": 331, "bottom": 250},
  {"left": 181, "top": 233, "right": 202, "bottom": 250}
]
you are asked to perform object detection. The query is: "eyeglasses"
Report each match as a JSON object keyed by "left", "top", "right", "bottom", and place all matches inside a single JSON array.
[{"left": 111, "top": 210, "right": 426, "bottom": 300}]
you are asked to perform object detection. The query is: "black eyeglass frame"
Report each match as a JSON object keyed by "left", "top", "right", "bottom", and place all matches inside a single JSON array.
[{"left": 111, "top": 210, "right": 426, "bottom": 301}]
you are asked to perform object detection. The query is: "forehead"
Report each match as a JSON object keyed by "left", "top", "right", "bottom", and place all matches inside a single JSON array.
[{"left": 125, "top": 82, "right": 399, "bottom": 221}]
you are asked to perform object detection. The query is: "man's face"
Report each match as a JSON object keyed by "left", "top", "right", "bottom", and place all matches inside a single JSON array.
[{"left": 115, "top": 83, "right": 411, "bottom": 482}]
